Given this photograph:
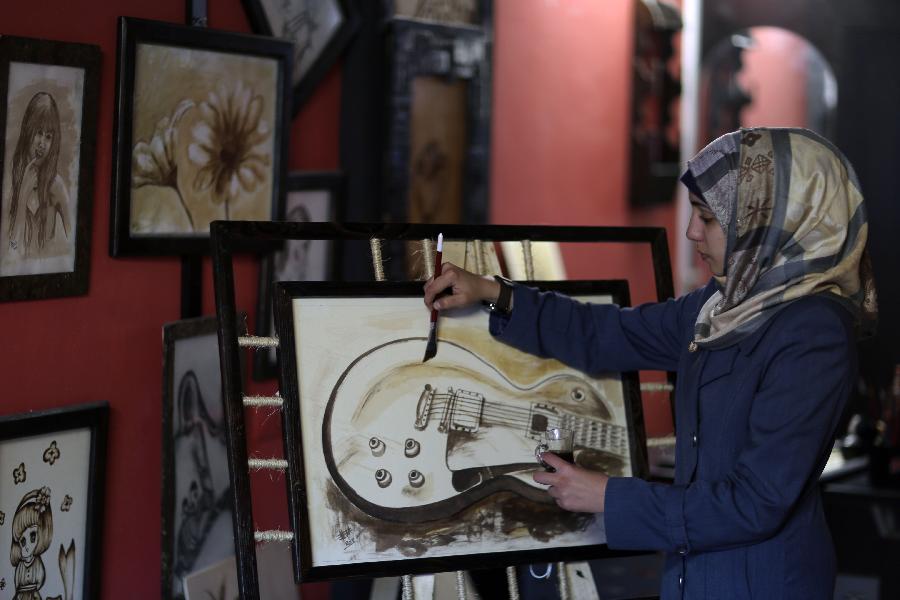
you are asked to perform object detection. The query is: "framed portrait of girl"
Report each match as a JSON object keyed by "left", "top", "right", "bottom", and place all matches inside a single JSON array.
[{"left": 0, "top": 36, "right": 100, "bottom": 301}]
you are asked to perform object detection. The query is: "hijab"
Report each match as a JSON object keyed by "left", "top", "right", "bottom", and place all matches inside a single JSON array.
[{"left": 680, "top": 127, "right": 876, "bottom": 350}]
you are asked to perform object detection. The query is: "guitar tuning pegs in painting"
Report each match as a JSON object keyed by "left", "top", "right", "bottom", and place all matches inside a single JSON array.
[
  {"left": 404, "top": 438, "right": 421, "bottom": 457},
  {"left": 369, "top": 437, "right": 386, "bottom": 457},
  {"left": 375, "top": 469, "right": 392, "bottom": 488},
  {"left": 408, "top": 470, "right": 425, "bottom": 488}
]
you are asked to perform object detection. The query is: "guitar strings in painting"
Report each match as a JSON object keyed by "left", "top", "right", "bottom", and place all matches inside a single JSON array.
[{"left": 279, "top": 284, "right": 640, "bottom": 575}]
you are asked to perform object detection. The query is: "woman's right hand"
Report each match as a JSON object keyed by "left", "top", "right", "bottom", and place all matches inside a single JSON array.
[{"left": 423, "top": 263, "right": 501, "bottom": 312}]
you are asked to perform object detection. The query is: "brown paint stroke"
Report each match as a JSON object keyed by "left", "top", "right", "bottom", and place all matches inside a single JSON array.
[{"left": 324, "top": 477, "right": 595, "bottom": 559}]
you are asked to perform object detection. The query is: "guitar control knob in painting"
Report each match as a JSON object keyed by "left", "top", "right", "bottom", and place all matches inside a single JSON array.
[
  {"left": 369, "top": 437, "right": 386, "bottom": 457},
  {"left": 404, "top": 438, "right": 421, "bottom": 458},
  {"left": 408, "top": 470, "right": 425, "bottom": 488},
  {"left": 375, "top": 469, "right": 392, "bottom": 488}
]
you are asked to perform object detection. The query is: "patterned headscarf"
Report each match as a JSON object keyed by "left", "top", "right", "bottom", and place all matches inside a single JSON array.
[{"left": 681, "top": 127, "right": 875, "bottom": 349}]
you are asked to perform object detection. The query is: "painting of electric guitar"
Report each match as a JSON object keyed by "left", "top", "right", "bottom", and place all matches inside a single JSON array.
[{"left": 275, "top": 280, "right": 646, "bottom": 580}]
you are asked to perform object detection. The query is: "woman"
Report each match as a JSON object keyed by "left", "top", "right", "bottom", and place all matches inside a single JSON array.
[{"left": 424, "top": 127, "right": 876, "bottom": 598}]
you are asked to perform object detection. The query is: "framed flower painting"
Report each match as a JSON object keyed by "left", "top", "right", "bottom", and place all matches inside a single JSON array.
[{"left": 109, "top": 17, "right": 293, "bottom": 256}]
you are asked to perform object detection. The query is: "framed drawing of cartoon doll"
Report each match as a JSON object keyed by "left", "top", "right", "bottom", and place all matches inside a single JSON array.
[
  {"left": 0, "top": 35, "right": 100, "bottom": 301},
  {"left": 0, "top": 402, "right": 109, "bottom": 599}
]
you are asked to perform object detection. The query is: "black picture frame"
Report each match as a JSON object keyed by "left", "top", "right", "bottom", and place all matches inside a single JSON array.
[
  {"left": 274, "top": 279, "right": 646, "bottom": 581},
  {"left": 0, "top": 402, "right": 108, "bottom": 599},
  {"left": 0, "top": 35, "right": 100, "bottom": 302},
  {"left": 161, "top": 315, "right": 238, "bottom": 600},
  {"left": 241, "top": 0, "right": 360, "bottom": 115},
  {"left": 253, "top": 171, "right": 344, "bottom": 380},
  {"left": 110, "top": 17, "right": 292, "bottom": 256},
  {"left": 384, "top": 18, "right": 492, "bottom": 226}
]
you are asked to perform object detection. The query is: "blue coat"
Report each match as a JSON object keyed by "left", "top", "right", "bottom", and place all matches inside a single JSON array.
[{"left": 490, "top": 280, "right": 856, "bottom": 599}]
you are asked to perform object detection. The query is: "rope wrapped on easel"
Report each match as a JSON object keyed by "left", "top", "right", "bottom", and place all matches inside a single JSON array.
[
  {"left": 456, "top": 570, "right": 467, "bottom": 600},
  {"left": 522, "top": 240, "right": 535, "bottom": 280},
  {"left": 557, "top": 562, "right": 570, "bottom": 599},
  {"left": 422, "top": 238, "right": 435, "bottom": 280},
  {"left": 401, "top": 574, "right": 414, "bottom": 600},
  {"left": 506, "top": 566, "right": 520, "bottom": 600},
  {"left": 370, "top": 238, "right": 386, "bottom": 282}
]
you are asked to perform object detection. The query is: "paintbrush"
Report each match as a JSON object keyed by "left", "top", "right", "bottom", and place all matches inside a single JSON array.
[{"left": 423, "top": 232, "right": 443, "bottom": 362}]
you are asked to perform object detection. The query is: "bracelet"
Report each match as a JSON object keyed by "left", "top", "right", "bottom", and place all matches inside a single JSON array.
[{"left": 485, "top": 275, "right": 513, "bottom": 315}]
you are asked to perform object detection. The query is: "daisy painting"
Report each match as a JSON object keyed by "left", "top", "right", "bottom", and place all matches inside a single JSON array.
[
  {"left": 130, "top": 45, "right": 277, "bottom": 235},
  {"left": 111, "top": 18, "right": 291, "bottom": 255}
]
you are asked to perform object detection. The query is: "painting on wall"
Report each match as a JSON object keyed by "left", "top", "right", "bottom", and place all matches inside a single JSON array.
[
  {"left": 254, "top": 171, "right": 343, "bottom": 380},
  {"left": 162, "top": 316, "right": 236, "bottom": 600},
  {"left": 110, "top": 17, "right": 292, "bottom": 256},
  {"left": 384, "top": 18, "right": 492, "bottom": 229},
  {"left": 0, "top": 402, "right": 108, "bottom": 599},
  {"left": 242, "top": 0, "right": 359, "bottom": 113},
  {"left": 0, "top": 36, "right": 100, "bottom": 301},
  {"left": 389, "top": 0, "right": 485, "bottom": 25},
  {"left": 274, "top": 280, "right": 646, "bottom": 580}
]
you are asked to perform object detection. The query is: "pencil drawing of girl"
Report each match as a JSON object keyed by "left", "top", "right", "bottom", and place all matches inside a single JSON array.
[
  {"left": 9, "top": 486, "right": 53, "bottom": 600},
  {"left": 6, "top": 92, "right": 71, "bottom": 256}
]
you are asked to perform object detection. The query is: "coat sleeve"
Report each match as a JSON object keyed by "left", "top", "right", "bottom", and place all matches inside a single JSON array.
[
  {"left": 603, "top": 298, "right": 855, "bottom": 553},
  {"left": 489, "top": 282, "right": 712, "bottom": 374}
]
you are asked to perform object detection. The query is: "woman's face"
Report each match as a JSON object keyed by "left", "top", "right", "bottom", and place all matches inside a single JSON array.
[
  {"left": 686, "top": 194, "right": 727, "bottom": 276},
  {"left": 18, "top": 524, "right": 39, "bottom": 561},
  {"left": 29, "top": 127, "right": 54, "bottom": 164}
]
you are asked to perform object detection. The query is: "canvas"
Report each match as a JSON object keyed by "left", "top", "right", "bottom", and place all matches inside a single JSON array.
[{"left": 274, "top": 281, "right": 645, "bottom": 580}]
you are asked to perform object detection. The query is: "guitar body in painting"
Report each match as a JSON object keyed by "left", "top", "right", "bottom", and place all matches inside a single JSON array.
[{"left": 323, "top": 337, "right": 631, "bottom": 523}]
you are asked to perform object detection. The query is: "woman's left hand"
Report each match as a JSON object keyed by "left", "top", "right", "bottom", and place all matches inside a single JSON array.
[{"left": 533, "top": 453, "right": 609, "bottom": 513}]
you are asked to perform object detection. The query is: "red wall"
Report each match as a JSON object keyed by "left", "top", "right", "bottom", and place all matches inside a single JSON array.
[
  {"left": 739, "top": 27, "right": 809, "bottom": 129},
  {"left": 1, "top": 1, "right": 678, "bottom": 597},
  {"left": 491, "top": 1, "right": 678, "bottom": 436}
]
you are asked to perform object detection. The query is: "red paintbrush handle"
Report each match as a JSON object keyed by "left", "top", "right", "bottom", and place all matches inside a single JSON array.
[{"left": 430, "top": 250, "right": 443, "bottom": 323}]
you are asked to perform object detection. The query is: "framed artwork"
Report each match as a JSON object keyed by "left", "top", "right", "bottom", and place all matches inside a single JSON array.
[
  {"left": 182, "top": 542, "right": 298, "bottom": 600},
  {"left": 253, "top": 171, "right": 343, "bottom": 380},
  {"left": 384, "top": 18, "right": 492, "bottom": 228},
  {"left": 162, "top": 316, "right": 237, "bottom": 600},
  {"left": 274, "top": 280, "right": 646, "bottom": 580},
  {"left": 0, "top": 402, "right": 108, "bottom": 599},
  {"left": 628, "top": 0, "right": 682, "bottom": 206},
  {"left": 242, "top": 0, "right": 360, "bottom": 114},
  {"left": 110, "top": 17, "right": 292, "bottom": 256},
  {"left": 0, "top": 36, "right": 100, "bottom": 301},
  {"left": 387, "top": 0, "right": 491, "bottom": 26}
]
